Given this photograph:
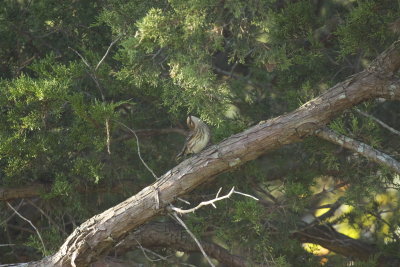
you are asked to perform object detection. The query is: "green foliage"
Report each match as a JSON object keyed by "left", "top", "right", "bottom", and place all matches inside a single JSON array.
[
  {"left": 1, "top": 0, "right": 400, "bottom": 266},
  {"left": 25, "top": 227, "right": 64, "bottom": 256},
  {"left": 46, "top": 174, "right": 73, "bottom": 198},
  {"left": 336, "top": 0, "right": 397, "bottom": 57},
  {"left": 233, "top": 199, "right": 263, "bottom": 233}
]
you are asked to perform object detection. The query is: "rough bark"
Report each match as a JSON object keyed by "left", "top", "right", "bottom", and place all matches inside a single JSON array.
[{"left": 28, "top": 40, "right": 400, "bottom": 266}]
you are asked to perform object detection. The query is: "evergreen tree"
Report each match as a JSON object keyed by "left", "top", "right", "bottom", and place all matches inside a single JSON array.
[{"left": 1, "top": 0, "right": 400, "bottom": 266}]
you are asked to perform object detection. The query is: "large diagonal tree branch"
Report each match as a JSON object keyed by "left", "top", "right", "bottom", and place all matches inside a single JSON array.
[{"left": 31, "top": 41, "right": 400, "bottom": 266}]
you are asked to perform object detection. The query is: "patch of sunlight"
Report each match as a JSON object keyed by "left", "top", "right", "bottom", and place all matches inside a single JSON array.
[
  {"left": 315, "top": 206, "right": 330, "bottom": 217},
  {"left": 381, "top": 223, "right": 390, "bottom": 236},
  {"left": 45, "top": 20, "right": 55, "bottom": 27},
  {"left": 318, "top": 83, "right": 329, "bottom": 91},
  {"left": 336, "top": 224, "right": 360, "bottom": 239},
  {"left": 224, "top": 104, "right": 240, "bottom": 119},
  {"left": 376, "top": 193, "right": 390, "bottom": 205},
  {"left": 332, "top": 205, "right": 360, "bottom": 239},
  {"left": 256, "top": 33, "right": 269, "bottom": 43},
  {"left": 339, "top": 204, "right": 353, "bottom": 213},
  {"left": 385, "top": 226, "right": 400, "bottom": 244},
  {"left": 361, "top": 58, "right": 371, "bottom": 68},
  {"left": 175, "top": 251, "right": 184, "bottom": 257},
  {"left": 303, "top": 243, "right": 329, "bottom": 256},
  {"left": 311, "top": 176, "right": 346, "bottom": 219}
]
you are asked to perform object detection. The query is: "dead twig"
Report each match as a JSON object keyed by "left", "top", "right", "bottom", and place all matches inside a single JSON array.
[
  {"left": 355, "top": 108, "right": 400, "bottom": 136},
  {"left": 95, "top": 36, "right": 121, "bottom": 71},
  {"left": 70, "top": 38, "right": 121, "bottom": 154},
  {"left": 171, "top": 187, "right": 258, "bottom": 214},
  {"left": 168, "top": 187, "right": 258, "bottom": 267},
  {"left": 6, "top": 202, "right": 47, "bottom": 254},
  {"left": 113, "top": 119, "right": 158, "bottom": 179},
  {"left": 171, "top": 212, "right": 215, "bottom": 267}
]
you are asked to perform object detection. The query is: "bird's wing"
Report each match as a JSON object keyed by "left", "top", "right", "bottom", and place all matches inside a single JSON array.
[{"left": 176, "top": 131, "right": 194, "bottom": 160}]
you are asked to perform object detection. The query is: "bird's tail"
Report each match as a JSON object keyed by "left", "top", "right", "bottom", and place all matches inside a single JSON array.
[{"left": 175, "top": 149, "right": 185, "bottom": 162}]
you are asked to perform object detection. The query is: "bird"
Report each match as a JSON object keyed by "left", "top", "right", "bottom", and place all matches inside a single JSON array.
[{"left": 176, "top": 115, "right": 211, "bottom": 161}]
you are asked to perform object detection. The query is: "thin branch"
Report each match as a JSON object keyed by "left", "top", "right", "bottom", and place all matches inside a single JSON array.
[
  {"left": 0, "top": 244, "right": 15, "bottom": 247},
  {"left": 113, "top": 128, "right": 188, "bottom": 143},
  {"left": 135, "top": 242, "right": 198, "bottom": 267},
  {"left": 250, "top": 182, "right": 278, "bottom": 203},
  {"left": 6, "top": 202, "right": 47, "bottom": 254},
  {"left": 0, "top": 199, "right": 24, "bottom": 224},
  {"left": 307, "top": 182, "right": 348, "bottom": 207},
  {"left": 171, "top": 212, "right": 215, "bottom": 267},
  {"left": 315, "top": 127, "right": 400, "bottom": 174},
  {"left": 69, "top": 47, "right": 105, "bottom": 101},
  {"left": 177, "top": 197, "right": 191, "bottom": 205},
  {"left": 68, "top": 47, "right": 91, "bottom": 69},
  {"left": 105, "top": 118, "right": 111, "bottom": 154},
  {"left": 95, "top": 36, "right": 121, "bottom": 71},
  {"left": 113, "top": 120, "right": 158, "bottom": 179},
  {"left": 70, "top": 42, "right": 122, "bottom": 154},
  {"left": 6, "top": 223, "right": 35, "bottom": 234},
  {"left": 314, "top": 198, "right": 343, "bottom": 222},
  {"left": 134, "top": 239, "right": 165, "bottom": 262},
  {"left": 355, "top": 108, "right": 400, "bottom": 136},
  {"left": 26, "top": 199, "right": 67, "bottom": 236},
  {"left": 151, "top": 47, "right": 163, "bottom": 60},
  {"left": 234, "top": 190, "right": 259, "bottom": 201}
]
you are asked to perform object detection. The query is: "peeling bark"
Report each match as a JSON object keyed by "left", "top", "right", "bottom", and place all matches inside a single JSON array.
[{"left": 27, "top": 41, "right": 400, "bottom": 266}]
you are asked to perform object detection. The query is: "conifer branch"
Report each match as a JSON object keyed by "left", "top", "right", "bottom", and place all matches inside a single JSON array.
[
  {"left": 95, "top": 36, "right": 121, "bottom": 71},
  {"left": 315, "top": 127, "right": 400, "bottom": 173},
  {"left": 32, "top": 39, "right": 400, "bottom": 267},
  {"left": 113, "top": 120, "right": 159, "bottom": 180},
  {"left": 355, "top": 108, "right": 400, "bottom": 136}
]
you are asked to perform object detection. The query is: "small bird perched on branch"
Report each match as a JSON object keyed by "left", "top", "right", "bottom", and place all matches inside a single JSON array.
[{"left": 176, "top": 115, "right": 211, "bottom": 161}]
